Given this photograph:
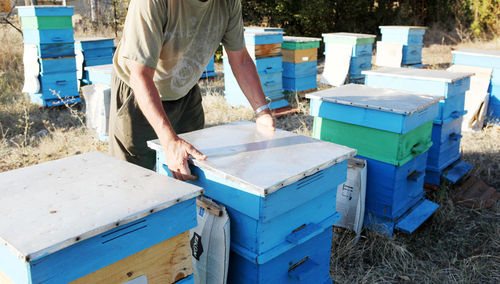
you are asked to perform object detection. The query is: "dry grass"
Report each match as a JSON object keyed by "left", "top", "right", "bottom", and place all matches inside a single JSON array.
[{"left": 0, "top": 23, "right": 499, "bottom": 284}]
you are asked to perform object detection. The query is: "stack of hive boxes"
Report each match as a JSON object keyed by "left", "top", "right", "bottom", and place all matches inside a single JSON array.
[
  {"left": 0, "top": 152, "right": 201, "bottom": 284},
  {"left": 452, "top": 49, "right": 500, "bottom": 121},
  {"left": 224, "top": 27, "right": 290, "bottom": 111},
  {"left": 363, "top": 68, "right": 474, "bottom": 185},
  {"left": 379, "top": 26, "right": 426, "bottom": 66},
  {"left": 75, "top": 38, "right": 115, "bottom": 85},
  {"left": 322, "top": 33, "right": 376, "bottom": 84},
  {"left": 201, "top": 56, "right": 217, "bottom": 79},
  {"left": 307, "top": 84, "right": 442, "bottom": 236},
  {"left": 281, "top": 36, "right": 321, "bottom": 93},
  {"left": 18, "top": 5, "right": 80, "bottom": 107},
  {"left": 148, "top": 121, "right": 355, "bottom": 283}
]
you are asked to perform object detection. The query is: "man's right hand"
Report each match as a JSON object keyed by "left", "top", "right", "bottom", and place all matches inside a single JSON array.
[{"left": 163, "top": 137, "right": 207, "bottom": 181}]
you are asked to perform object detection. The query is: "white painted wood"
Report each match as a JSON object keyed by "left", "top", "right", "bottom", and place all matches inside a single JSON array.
[
  {"left": 452, "top": 48, "right": 500, "bottom": 58},
  {"left": 322, "top": 32, "right": 376, "bottom": 39},
  {"left": 375, "top": 41, "right": 403, "bottom": 68},
  {"left": 84, "top": 64, "right": 113, "bottom": 74},
  {"left": 75, "top": 37, "right": 115, "bottom": 42},
  {"left": 306, "top": 84, "right": 443, "bottom": 115},
  {"left": 0, "top": 152, "right": 202, "bottom": 262},
  {"left": 379, "top": 26, "right": 427, "bottom": 30},
  {"left": 363, "top": 67, "right": 474, "bottom": 83},
  {"left": 320, "top": 43, "right": 352, "bottom": 86},
  {"left": 148, "top": 121, "right": 356, "bottom": 197},
  {"left": 283, "top": 36, "right": 321, "bottom": 42},
  {"left": 448, "top": 65, "right": 493, "bottom": 131}
]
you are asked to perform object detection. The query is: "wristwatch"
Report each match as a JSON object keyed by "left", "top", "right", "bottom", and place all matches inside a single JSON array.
[{"left": 254, "top": 104, "right": 270, "bottom": 116}]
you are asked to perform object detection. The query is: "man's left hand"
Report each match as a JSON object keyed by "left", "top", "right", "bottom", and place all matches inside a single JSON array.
[{"left": 256, "top": 112, "right": 275, "bottom": 133}]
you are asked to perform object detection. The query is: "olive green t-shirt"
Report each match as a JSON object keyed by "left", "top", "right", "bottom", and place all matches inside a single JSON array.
[{"left": 113, "top": 0, "right": 245, "bottom": 101}]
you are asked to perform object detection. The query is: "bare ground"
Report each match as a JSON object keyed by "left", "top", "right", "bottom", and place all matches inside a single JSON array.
[{"left": 0, "top": 25, "right": 499, "bottom": 283}]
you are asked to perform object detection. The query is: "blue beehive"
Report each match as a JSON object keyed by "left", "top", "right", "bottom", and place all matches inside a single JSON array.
[
  {"left": 223, "top": 28, "right": 290, "bottom": 111},
  {"left": 363, "top": 67, "right": 474, "bottom": 185},
  {"left": 18, "top": 5, "right": 80, "bottom": 107},
  {"left": 75, "top": 37, "right": 115, "bottom": 84},
  {"left": 0, "top": 152, "right": 201, "bottom": 284},
  {"left": 200, "top": 56, "right": 217, "bottom": 79},
  {"left": 281, "top": 36, "right": 321, "bottom": 93},
  {"left": 322, "top": 33, "right": 376, "bottom": 84},
  {"left": 148, "top": 121, "right": 356, "bottom": 283},
  {"left": 379, "top": 26, "right": 427, "bottom": 66},
  {"left": 306, "top": 84, "right": 442, "bottom": 236},
  {"left": 452, "top": 49, "right": 500, "bottom": 121},
  {"left": 84, "top": 64, "right": 112, "bottom": 86}
]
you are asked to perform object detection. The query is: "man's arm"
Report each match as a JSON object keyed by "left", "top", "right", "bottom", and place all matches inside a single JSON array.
[
  {"left": 128, "top": 60, "right": 206, "bottom": 181},
  {"left": 225, "top": 47, "right": 275, "bottom": 131}
]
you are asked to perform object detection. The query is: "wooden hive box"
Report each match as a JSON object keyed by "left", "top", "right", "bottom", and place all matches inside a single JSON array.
[
  {"left": 0, "top": 152, "right": 201, "bottom": 284},
  {"left": 85, "top": 64, "right": 113, "bottom": 86},
  {"left": 363, "top": 67, "right": 473, "bottom": 124},
  {"left": 379, "top": 26, "right": 427, "bottom": 45},
  {"left": 281, "top": 36, "right": 321, "bottom": 92},
  {"left": 148, "top": 121, "right": 356, "bottom": 283},
  {"left": 452, "top": 49, "right": 500, "bottom": 120}
]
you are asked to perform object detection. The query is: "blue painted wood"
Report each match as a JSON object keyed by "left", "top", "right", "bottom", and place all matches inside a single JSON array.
[
  {"left": 380, "top": 27, "right": 426, "bottom": 45},
  {"left": 266, "top": 89, "right": 285, "bottom": 101},
  {"left": 255, "top": 57, "right": 283, "bottom": 74},
  {"left": 227, "top": 226, "right": 332, "bottom": 284},
  {"left": 361, "top": 152, "right": 428, "bottom": 219},
  {"left": 488, "top": 101, "right": 500, "bottom": 119},
  {"left": 489, "top": 84, "right": 500, "bottom": 98},
  {"left": 437, "top": 92, "right": 466, "bottom": 124},
  {"left": 29, "top": 93, "right": 81, "bottom": 107},
  {"left": 0, "top": 242, "right": 30, "bottom": 284},
  {"left": 364, "top": 72, "right": 471, "bottom": 99},
  {"left": 205, "top": 56, "right": 215, "bottom": 72},
  {"left": 259, "top": 72, "right": 284, "bottom": 92},
  {"left": 309, "top": 98, "right": 440, "bottom": 134},
  {"left": 27, "top": 199, "right": 196, "bottom": 284},
  {"left": 352, "top": 44, "right": 373, "bottom": 57},
  {"left": 394, "top": 199, "right": 439, "bottom": 234},
  {"left": 428, "top": 117, "right": 463, "bottom": 168},
  {"left": 364, "top": 198, "right": 438, "bottom": 237},
  {"left": 425, "top": 154, "right": 462, "bottom": 185},
  {"left": 282, "top": 61, "right": 317, "bottom": 78},
  {"left": 38, "top": 42, "right": 75, "bottom": 58},
  {"left": 268, "top": 99, "right": 290, "bottom": 110},
  {"left": 442, "top": 160, "right": 472, "bottom": 184},
  {"left": 175, "top": 274, "right": 194, "bottom": 284},
  {"left": 244, "top": 32, "right": 283, "bottom": 45},
  {"left": 22, "top": 28, "right": 74, "bottom": 44},
  {"left": 17, "top": 6, "right": 74, "bottom": 17},
  {"left": 88, "top": 71, "right": 112, "bottom": 86},
  {"left": 349, "top": 77, "right": 365, "bottom": 84},
  {"left": 39, "top": 72, "right": 78, "bottom": 98},
  {"left": 156, "top": 152, "right": 347, "bottom": 255},
  {"left": 452, "top": 52, "right": 500, "bottom": 69},
  {"left": 200, "top": 71, "right": 217, "bottom": 79},
  {"left": 402, "top": 44, "right": 423, "bottom": 64},
  {"left": 82, "top": 48, "right": 114, "bottom": 59},
  {"left": 39, "top": 57, "right": 77, "bottom": 74},
  {"left": 283, "top": 76, "right": 317, "bottom": 92},
  {"left": 491, "top": 70, "right": 500, "bottom": 85},
  {"left": 85, "top": 56, "right": 113, "bottom": 67},
  {"left": 75, "top": 38, "right": 115, "bottom": 51},
  {"left": 349, "top": 55, "right": 372, "bottom": 76}
]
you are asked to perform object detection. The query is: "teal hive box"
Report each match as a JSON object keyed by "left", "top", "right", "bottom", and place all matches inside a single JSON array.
[
  {"left": 0, "top": 152, "right": 201, "bottom": 284},
  {"left": 148, "top": 121, "right": 355, "bottom": 283}
]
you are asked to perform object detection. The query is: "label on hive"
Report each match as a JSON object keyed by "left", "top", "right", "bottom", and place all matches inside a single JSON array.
[{"left": 190, "top": 233, "right": 203, "bottom": 261}]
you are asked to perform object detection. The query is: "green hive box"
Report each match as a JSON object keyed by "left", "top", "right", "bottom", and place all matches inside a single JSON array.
[
  {"left": 322, "top": 32, "right": 376, "bottom": 46},
  {"left": 21, "top": 16, "right": 73, "bottom": 30},
  {"left": 312, "top": 117, "right": 433, "bottom": 166},
  {"left": 282, "top": 36, "right": 321, "bottom": 50}
]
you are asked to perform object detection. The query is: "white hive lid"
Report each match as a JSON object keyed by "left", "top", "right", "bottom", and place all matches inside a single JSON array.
[
  {"left": 306, "top": 84, "right": 443, "bottom": 115},
  {"left": 451, "top": 48, "right": 500, "bottom": 58},
  {"left": 362, "top": 67, "right": 474, "bottom": 83},
  {"left": 379, "top": 26, "right": 427, "bottom": 30},
  {"left": 0, "top": 152, "right": 202, "bottom": 262},
  {"left": 148, "top": 121, "right": 356, "bottom": 197},
  {"left": 283, "top": 36, "right": 322, "bottom": 42},
  {"left": 322, "top": 32, "right": 376, "bottom": 39},
  {"left": 84, "top": 64, "right": 113, "bottom": 73}
]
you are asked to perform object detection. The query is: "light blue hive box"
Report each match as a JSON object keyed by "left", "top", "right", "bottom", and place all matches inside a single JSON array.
[
  {"left": 452, "top": 49, "right": 500, "bottom": 121},
  {"left": 363, "top": 67, "right": 474, "bottom": 185},
  {"left": 0, "top": 152, "right": 201, "bottom": 284},
  {"left": 148, "top": 121, "right": 356, "bottom": 284},
  {"left": 379, "top": 26, "right": 427, "bottom": 65}
]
